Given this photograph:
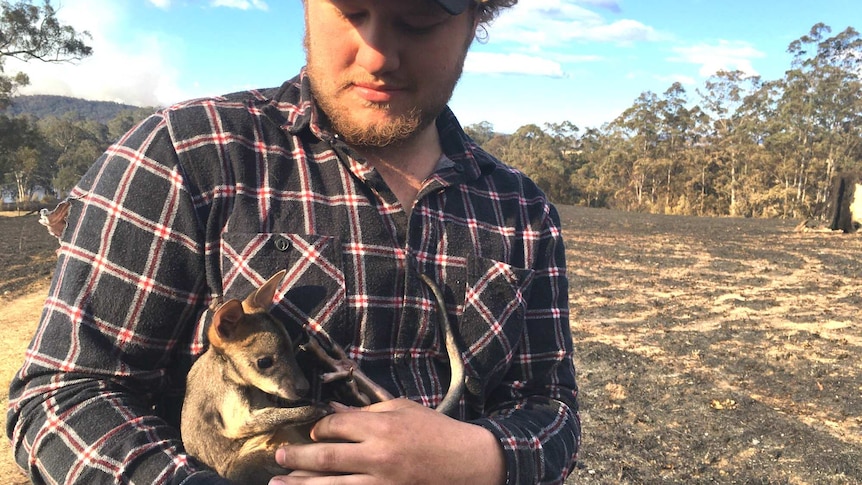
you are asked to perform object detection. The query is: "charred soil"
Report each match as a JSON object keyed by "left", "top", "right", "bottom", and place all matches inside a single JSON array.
[{"left": 561, "top": 206, "right": 861, "bottom": 484}]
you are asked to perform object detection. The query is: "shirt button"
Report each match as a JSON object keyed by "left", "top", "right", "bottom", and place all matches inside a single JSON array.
[{"left": 273, "top": 237, "right": 291, "bottom": 252}]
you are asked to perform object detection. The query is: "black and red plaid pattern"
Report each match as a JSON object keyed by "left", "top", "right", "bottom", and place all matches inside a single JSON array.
[{"left": 7, "top": 70, "right": 580, "bottom": 484}]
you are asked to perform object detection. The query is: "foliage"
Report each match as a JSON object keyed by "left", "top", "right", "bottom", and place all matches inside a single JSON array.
[
  {"left": 469, "top": 23, "right": 862, "bottom": 219},
  {"left": 0, "top": 107, "right": 152, "bottom": 203},
  {"left": 0, "top": 0, "right": 92, "bottom": 108},
  {"left": 0, "top": 0, "right": 97, "bottom": 204},
  {"left": 6, "top": 94, "right": 149, "bottom": 124}
]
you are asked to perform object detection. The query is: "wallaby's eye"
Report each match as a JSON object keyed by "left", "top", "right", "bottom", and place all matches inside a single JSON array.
[{"left": 257, "top": 357, "right": 274, "bottom": 370}]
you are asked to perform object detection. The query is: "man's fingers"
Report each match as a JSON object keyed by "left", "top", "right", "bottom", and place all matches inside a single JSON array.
[
  {"left": 271, "top": 470, "right": 373, "bottom": 485},
  {"left": 276, "top": 441, "right": 362, "bottom": 474},
  {"left": 309, "top": 406, "right": 381, "bottom": 443}
]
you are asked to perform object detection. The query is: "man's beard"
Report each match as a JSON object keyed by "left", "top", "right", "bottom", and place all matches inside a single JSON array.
[
  {"left": 317, "top": 93, "right": 428, "bottom": 148},
  {"left": 305, "top": 37, "right": 468, "bottom": 148}
]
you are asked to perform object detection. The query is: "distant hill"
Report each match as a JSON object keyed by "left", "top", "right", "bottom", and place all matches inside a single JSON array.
[{"left": 4, "top": 95, "right": 157, "bottom": 124}]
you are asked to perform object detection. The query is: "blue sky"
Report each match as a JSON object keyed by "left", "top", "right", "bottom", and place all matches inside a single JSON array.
[{"left": 8, "top": 0, "right": 862, "bottom": 133}]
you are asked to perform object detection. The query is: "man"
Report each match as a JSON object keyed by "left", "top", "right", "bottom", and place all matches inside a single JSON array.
[{"left": 7, "top": 0, "right": 581, "bottom": 483}]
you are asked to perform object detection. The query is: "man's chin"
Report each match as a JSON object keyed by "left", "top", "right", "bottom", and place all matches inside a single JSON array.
[{"left": 330, "top": 111, "right": 428, "bottom": 148}]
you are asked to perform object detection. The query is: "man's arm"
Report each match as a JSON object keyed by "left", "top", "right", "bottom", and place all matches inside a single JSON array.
[
  {"left": 472, "top": 202, "right": 581, "bottom": 484},
  {"left": 6, "top": 114, "right": 215, "bottom": 484}
]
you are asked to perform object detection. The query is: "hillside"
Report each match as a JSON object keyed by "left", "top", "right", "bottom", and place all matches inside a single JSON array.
[{"left": 4, "top": 94, "right": 156, "bottom": 124}]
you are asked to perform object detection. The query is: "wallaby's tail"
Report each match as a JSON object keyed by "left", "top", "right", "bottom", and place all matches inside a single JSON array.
[{"left": 418, "top": 273, "right": 465, "bottom": 417}]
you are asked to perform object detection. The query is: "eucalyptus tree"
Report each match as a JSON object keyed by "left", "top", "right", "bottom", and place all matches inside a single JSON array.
[
  {"left": 606, "top": 91, "right": 664, "bottom": 210},
  {"left": 463, "top": 121, "right": 496, "bottom": 147},
  {"left": 573, "top": 127, "right": 615, "bottom": 208},
  {"left": 500, "top": 124, "right": 578, "bottom": 204},
  {"left": 697, "top": 69, "right": 762, "bottom": 216},
  {"left": 1, "top": 116, "right": 52, "bottom": 205},
  {"left": 653, "top": 82, "right": 702, "bottom": 214},
  {"left": 37, "top": 113, "right": 108, "bottom": 196},
  {"left": 1, "top": 0, "right": 92, "bottom": 202},
  {"left": 0, "top": 113, "right": 30, "bottom": 192},
  {"left": 778, "top": 23, "right": 862, "bottom": 218},
  {"left": 0, "top": 0, "right": 92, "bottom": 108}
]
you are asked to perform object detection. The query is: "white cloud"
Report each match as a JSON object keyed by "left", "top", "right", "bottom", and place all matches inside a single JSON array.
[
  {"left": 549, "top": 53, "right": 604, "bottom": 64},
  {"left": 6, "top": 0, "right": 187, "bottom": 107},
  {"left": 670, "top": 40, "right": 766, "bottom": 77},
  {"left": 489, "top": 0, "right": 666, "bottom": 47},
  {"left": 147, "top": 0, "right": 171, "bottom": 8},
  {"left": 575, "top": 0, "right": 621, "bottom": 13},
  {"left": 465, "top": 52, "right": 564, "bottom": 77},
  {"left": 210, "top": 0, "right": 269, "bottom": 10},
  {"left": 52, "top": 0, "right": 122, "bottom": 34}
]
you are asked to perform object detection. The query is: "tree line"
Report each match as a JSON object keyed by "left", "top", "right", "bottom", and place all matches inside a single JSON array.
[
  {"left": 467, "top": 23, "right": 861, "bottom": 220},
  {"left": 1, "top": 1, "right": 860, "bottom": 220},
  {"left": 0, "top": 107, "right": 153, "bottom": 206},
  {"left": 8, "top": 94, "right": 145, "bottom": 123}
]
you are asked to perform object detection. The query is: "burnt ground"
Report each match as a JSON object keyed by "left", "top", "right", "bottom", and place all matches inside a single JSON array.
[
  {"left": 0, "top": 212, "right": 59, "bottom": 300},
  {"left": 1, "top": 208, "right": 861, "bottom": 484},
  {"left": 560, "top": 206, "right": 861, "bottom": 484}
]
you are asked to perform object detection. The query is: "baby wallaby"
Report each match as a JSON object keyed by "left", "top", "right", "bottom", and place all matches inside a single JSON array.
[
  {"left": 181, "top": 270, "right": 329, "bottom": 484},
  {"left": 182, "top": 270, "right": 466, "bottom": 484}
]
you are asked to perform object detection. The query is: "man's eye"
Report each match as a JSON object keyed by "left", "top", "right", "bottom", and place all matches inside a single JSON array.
[
  {"left": 257, "top": 357, "right": 274, "bottom": 370},
  {"left": 400, "top": 20, "right": 443, "bottom": 35},
  {"left": 342, "top": 11, "right": 367, "bottom": 24}
]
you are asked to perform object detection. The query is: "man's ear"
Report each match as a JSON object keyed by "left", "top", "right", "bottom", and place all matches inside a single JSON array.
[{"left": 209, "top": 299, "right": 245, "bottom": 346}]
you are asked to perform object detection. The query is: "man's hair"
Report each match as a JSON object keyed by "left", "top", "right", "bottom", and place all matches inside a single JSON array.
[{"left": 475, "top": 0, "right": 517, "bottom": 25}]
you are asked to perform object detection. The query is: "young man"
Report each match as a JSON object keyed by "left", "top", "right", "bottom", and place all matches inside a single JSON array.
[{"left": 7, "top": 0, "right": 581, "bottom": 483}]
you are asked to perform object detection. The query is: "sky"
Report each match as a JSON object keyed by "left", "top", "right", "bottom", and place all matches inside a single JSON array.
[{"left": 6, "top": 0, "right": 862, "bottom": 134}]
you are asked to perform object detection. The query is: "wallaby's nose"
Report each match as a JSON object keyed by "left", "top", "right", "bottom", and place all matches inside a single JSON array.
[
  {"left": 282, "top": 375, "right": 309, "bottom": 401},
  {"left": 294, "top": 377, "right": 309, "bottom": 397}
]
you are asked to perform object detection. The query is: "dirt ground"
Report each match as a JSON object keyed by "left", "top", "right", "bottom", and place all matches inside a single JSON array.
[
  {"left": 0, "top": 211, "right": 58, "bottom": 485},
  {"left": 0, "top": 207, "right": 860, "bottom": 484},
  {"left": 559, "top": 206, "right": 861, "bottom": 484}
]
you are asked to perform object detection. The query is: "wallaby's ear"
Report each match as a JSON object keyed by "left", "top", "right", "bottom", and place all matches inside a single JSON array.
[
  {"left": 210, "top": 299, "right": 245, "bottom": 346},
  {"left": 245, "top": 269, "right": 287, "bottom": 312}
]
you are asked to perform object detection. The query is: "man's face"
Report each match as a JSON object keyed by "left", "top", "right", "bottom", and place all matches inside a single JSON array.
[{"left": 304, "top": 0, "right": 477, "bottom": 148}]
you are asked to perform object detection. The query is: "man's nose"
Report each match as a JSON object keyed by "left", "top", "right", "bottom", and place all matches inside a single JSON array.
[{"left": 354, "top": 19, "right": 401, "bottom": 75}]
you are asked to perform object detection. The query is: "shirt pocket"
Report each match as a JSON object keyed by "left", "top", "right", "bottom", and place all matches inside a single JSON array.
[
  {"left": 219, "top": 232, "right": 348, "bottom": 344},
  {"left": 447, "top": 256, "right": 535, "bottom": 414}
]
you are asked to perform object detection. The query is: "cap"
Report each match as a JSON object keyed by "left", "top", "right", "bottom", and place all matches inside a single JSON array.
[{"left": 433, "top": 0, "right": 471, "bottom": 15}]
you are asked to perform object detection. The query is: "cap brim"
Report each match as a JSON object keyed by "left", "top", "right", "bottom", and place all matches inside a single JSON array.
[{"left": 433, "top": 0, "right": 470, "bottom": 15}]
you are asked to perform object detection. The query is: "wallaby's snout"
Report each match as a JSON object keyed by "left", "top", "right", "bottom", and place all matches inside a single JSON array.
[{"left": 290, "top": 375, "right": 309, "bottom": 398}]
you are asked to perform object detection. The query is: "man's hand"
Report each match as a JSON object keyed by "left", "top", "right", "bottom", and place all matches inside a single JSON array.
[{"left": 270, "top": 399, "right": 506, "bottom": 485}]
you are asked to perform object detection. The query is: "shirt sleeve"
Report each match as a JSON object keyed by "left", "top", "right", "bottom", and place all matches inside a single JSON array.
[
  {"left": 472, "top": 203, "right": 581, "bottom": 485},
  {"left": 6, "top": 113, "right": 214, "bottom": 484}
]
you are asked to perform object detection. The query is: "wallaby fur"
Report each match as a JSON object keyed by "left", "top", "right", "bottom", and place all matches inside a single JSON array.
[
  {"left": 181, "top": 270, "right": 329, "bottom": 484},
  {"left": 181, "top": 270, "right": 465, "bottom": 484}
]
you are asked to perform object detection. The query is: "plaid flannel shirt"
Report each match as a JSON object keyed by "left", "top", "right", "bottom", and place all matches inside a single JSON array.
[{"left": 7, "top": 70, "right": 580, "bottom": 484}]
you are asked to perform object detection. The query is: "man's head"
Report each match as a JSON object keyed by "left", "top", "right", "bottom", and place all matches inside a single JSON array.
[{"left": 303, "top": 0, "right": 515, "bottom": 148}]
